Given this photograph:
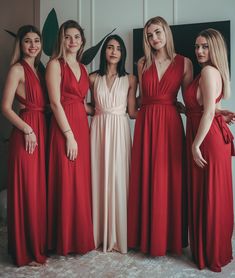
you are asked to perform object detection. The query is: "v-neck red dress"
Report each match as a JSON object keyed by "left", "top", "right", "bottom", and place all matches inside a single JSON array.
[
  {"left": 7, "top": 60, "right": 47, "bottom": 266},
  {"left": 184, "top": 74, "right": 234, "bottom": 272},
  {"left": 47, "top": 59, "right": 95, "bottom": 255},
  {"left": 128, "top": 54, "right": 188, "bottom": 256}
]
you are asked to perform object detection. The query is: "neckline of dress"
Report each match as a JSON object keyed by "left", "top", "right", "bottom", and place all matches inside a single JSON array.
[
  {"left": 21, "top": 59, "right": 41, "bottom": 82},
  {"left": 154, "top": 54, "right": 177, "bottom": 83},
  {"left": 104, "top": 74, "right": 119, "bottom": 93},
  {"left": 67, "top": 61, "right": 82, "bottom": 83}
]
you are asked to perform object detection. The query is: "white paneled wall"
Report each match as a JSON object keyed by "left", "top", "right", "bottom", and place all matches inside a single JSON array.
[{"left": 40, "top": 0, "right": 235, "bottom": 204}]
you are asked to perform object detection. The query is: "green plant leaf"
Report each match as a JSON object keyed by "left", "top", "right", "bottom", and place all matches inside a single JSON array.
[
  {"left": 4, "top": 29, "right": 16, "bottom": 38},
  {"left": 81, "top": 28, "right": 117, "bottom": 65},
  {"left": 42, "top": 8, "right": 59, "bottom": 56}
]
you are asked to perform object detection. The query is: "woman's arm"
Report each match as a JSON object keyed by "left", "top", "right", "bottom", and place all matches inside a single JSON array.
[
  {"left": 85, "top": 72, "right": 96, "bottom": 116},
  {"left": 46, "top": 59, "right": 77, "bottom": 160},
  {"left": 1, "top": 64, "right": 37, "bottom": 154},
  {"left": 136, "top": 57, "right": 145, "bottom": 108},
  {"left": 181, "top": 57, "right": 193, "bottom": 93},
  {"left": 192, "top": 66, "right": 221, "bottom": 168},
  {"left": 127, "top": 74, "right": 138, "bottom": 119}
]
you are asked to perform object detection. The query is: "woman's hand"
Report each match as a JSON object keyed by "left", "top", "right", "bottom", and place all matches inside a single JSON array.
[
  {"left": 216, "top": 109, "right": 235, "bottom": 125},
  {"left": 176, "top": 101, "right": 186, "bottom": 114},
  {"left": 192, "top": 143, "right": 207, "bottom": 168},
  {"left": 66, "top": 132, "right": 78, "bottom": 160},
  {"left": 24, "top": 131, "right": 37, "bottom": 154}
]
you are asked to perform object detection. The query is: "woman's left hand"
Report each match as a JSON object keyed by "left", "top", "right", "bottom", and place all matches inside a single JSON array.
[
  {"left": 192, "top": 144, "right": 207, "bottom": 168},
  {"left": 176, "top": 101, "right": 186, "bottom": 114},
  {"left": 216, "top": 109, "right": 235, "bottom": 125}
]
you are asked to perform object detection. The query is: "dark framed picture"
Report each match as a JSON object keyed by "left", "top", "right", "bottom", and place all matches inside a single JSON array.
[{"left": 133, "top": 20, "right": 230, "bottom": 77}]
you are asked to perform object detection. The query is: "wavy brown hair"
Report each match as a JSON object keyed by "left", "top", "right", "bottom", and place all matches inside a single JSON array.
[{"left": 52, "top": 20, "right": 86, "bottom": 62}]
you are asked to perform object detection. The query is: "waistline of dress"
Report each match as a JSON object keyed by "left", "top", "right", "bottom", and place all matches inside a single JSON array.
[
  {"left": 141, "top": 97, "right": 176, "bottom": 106},
  {"left": 95, "top": 105, "right": 126, "bottom": 116}
]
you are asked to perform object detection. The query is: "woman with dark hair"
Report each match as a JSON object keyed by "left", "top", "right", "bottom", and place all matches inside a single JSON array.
[
  {"left": 46, "top": 20, "right": 94, "bottom": 255},
  {"left": 184, "top": 28, "right": 234, "bottom": 272},
  {"left": 89, "top": 34, "right": 137, "bottom": 253},
  {"left": 1, "top": 25, "right": 47, "bottom": 266}
]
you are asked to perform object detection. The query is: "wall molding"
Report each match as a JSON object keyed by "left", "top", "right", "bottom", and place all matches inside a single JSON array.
[
  {"left": 173, "top": 0, "right": 178, "bottom": 24},
  {"left": 77, "top": 0, "right": 82, "bottom": 24}
]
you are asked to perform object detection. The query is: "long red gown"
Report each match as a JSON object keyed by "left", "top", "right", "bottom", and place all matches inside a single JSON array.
[
  {"left": 7, "top": 60, "right": 47, "bottom": 266},
  {"left": 128, "top": 54, "right": 188, "bottom": 256},
  {"left": 184, "top": 74, "right": 234, "bottom": 272},
  {"left": 47, "top": 59, "right": 95, "bottom": 255}
]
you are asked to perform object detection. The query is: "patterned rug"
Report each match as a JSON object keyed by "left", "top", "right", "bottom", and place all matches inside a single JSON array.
[{"left": 0, "top": 225, "right": 234, "bottom": 278}]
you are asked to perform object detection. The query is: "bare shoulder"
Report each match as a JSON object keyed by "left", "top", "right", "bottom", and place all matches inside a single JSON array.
[
  {"left": 47, "top": 59, "right": 60, "bottom": 70},
  {"left": 8, "top": 63, "right": 24, "bottom": 81},
  {"left": 128, "top": 73, "right": 137, "bottom": 84},
  {"left": 137, "top": 56, "right": 145, "bottom": 68},
  {"left": 184, "top": 56, "right": 192, "bottom": 68},
  {"left": 10, "top": 62, "right": 24, "bottom": 75},
  {"left": 89, "top": 72, "right": 98, "bottom": 84},
  {"left": 201, "top": 65, "right": 220, "bottom": 80},
  {"left": 46, "top": 59, "right": 61, "bottom": 78}
]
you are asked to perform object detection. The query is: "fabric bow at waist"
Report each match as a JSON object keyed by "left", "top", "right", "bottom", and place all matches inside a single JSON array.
[
  {"left": 215, "top": 114, "right": 235, "bottom": 155},
  {"left": 61, "top": 92, "right": 84, "bottom": 106},
  {"left": 141, "top": 96, "right": 176, "bottom": 106},
  {"left": 95, "top": 104, "right": 126, "bottom": 116},
  {"left": 186, "top": 109, "right": 234, "bottom": 156}
]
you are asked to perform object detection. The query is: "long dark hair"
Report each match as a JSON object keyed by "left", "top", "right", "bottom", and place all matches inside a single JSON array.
[
  {"left": 11, "top": 25, "right": 42, "bottom": 67},
  {"left": 99, "top": 34, "right": 127, "bottom": 77},
  {"left": 52, "top": 20, "right": 86, "bottom": 62}
]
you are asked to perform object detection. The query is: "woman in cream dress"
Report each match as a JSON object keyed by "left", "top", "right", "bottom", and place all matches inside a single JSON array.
[{"left": 90, "top": 35, "right": 137, "bottom": 253}]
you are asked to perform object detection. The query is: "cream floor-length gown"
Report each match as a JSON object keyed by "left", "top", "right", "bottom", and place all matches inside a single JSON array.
[{"left": 91, "top": 74, "right": 132, "bottom": 253}]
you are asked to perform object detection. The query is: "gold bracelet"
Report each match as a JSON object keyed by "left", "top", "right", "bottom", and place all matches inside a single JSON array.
[
  {"left": 63, "top": 129, "right": 71, "bottom": 134},
  {"left": 25, "top": 130, "right": 34, "bottom": 136}
]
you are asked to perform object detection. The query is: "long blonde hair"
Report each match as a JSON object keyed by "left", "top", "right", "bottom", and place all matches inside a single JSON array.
[
  {"left": 51, "top": 20, "right": 86, "bottom": 62},
  {"left": 198, "top": 28, "right": 230, "bottom": 99},
  {"left": 143, "top": 16, "right": 175, "bottom": 70},
  {"left": 10, "top": 25, "right": 42, "bottom": 67}
]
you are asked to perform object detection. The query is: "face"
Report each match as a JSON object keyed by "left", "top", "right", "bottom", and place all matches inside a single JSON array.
[
  {"left": 64, "top": 28, "right": 83, "bottom": 54},
  {"left": 21, "top": 32, "right": 41, "bottom": 58},
  {"left": 195, "top": 36, "right": 210, "bottom": 65},
  {"left": 105, "top": 39, "right": 121, "bottom": 64},
  {"left": 146, "top": 23, "right": 166, "bottom": 51}
]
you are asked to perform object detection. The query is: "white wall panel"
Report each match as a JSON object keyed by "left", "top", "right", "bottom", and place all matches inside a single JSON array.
[{"left": 145, "top": 0, "right": 174, "bottom": 24}]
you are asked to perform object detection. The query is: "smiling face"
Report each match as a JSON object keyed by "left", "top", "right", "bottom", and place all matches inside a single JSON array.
[
  {"left": 64, "top": 27, "right": 83, "bottom": 54},
  {"left": 146, "top": 23, "right": 166, "bottom": 51},
  {"left": 195, "top": 35, "right": 210, "bottom": 66},
  {"left": 21, "top": 32, "right": 41, "bottom": 58},
  {"left": 105, "top": 39, "right": 121, "bottom": 64}
]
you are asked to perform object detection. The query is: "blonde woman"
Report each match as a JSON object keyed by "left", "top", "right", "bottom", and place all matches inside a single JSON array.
[
  {"left": 128, "top": 16, "right": 193, "bottom": 256},
  {"left": 46, "top": 20, "right": 94, "bottom": 255},
  {"left": 1, "top": 25, "right": 47, "bottom": 266},
  {"left": 184, "top": 28, "right": 234, "bottom": 272}
]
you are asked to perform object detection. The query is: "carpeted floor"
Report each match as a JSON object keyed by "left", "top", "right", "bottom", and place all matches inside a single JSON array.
[{"left": 0, "top": 225, "right": 234, "bottom": 278}]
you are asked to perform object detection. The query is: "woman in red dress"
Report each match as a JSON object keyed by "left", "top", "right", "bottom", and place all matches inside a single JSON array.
[
  {"left": 46, "top": 20, "right": 94, "bottom": 255},
  {"left": 1, "top": 25, "right": 47, "bottom": 266},
  {"left": 184, "top": 28, "right": 234, "bottom": 272},
  {"left": 127, "top": 16, "right": 193, "bottom": 256}
]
